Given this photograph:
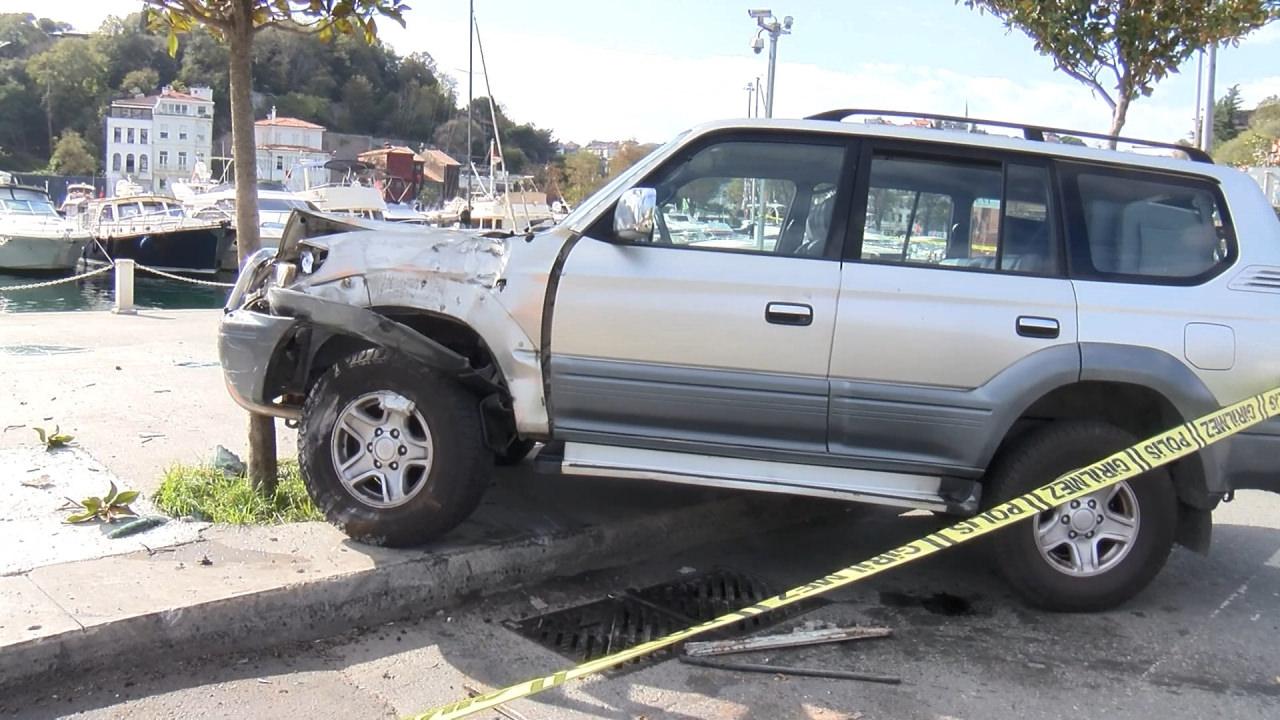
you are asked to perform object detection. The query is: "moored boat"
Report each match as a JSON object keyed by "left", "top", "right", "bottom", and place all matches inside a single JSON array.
[
  {"left": 0, "top": 172, "right": 91, "bottom": 272},
  {"left": 79, "top": 194, "right": 234, "bottom": 276}
]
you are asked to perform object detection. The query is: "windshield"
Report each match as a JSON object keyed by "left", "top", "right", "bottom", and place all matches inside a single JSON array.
[
  {"left": 561, "top": 130, "right": 690, "bottom": 230},
  {"left": 260, "top": 198, "right": 310, "bottom": 212},
  {"left": 1, "top": 188, "right": 58, "bottom": 216}
]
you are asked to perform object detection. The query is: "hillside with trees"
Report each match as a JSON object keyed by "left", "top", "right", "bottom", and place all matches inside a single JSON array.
[{"left": 0, "top": 11, "right": 560, "bottom": 183}]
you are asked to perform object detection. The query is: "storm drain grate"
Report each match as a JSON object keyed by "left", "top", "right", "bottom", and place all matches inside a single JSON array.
[{"left": 504, "top": 568, "right": 825, "bottom": 669}]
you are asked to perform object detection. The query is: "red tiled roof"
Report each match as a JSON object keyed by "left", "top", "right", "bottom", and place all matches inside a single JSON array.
[{"left": 256, "top": 116, "right": 326, "bottom": 130}]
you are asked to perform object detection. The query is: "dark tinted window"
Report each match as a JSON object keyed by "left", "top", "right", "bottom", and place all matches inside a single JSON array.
[
  {"left": 1063, "top": 166, "right": 1232, "bottom": 281},
  {"left": 859, "top": 155, "right": 1058, "bottom": 274}
]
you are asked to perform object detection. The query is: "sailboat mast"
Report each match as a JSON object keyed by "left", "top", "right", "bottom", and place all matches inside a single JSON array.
[{"left": 466, "top": 0, "right": 473, "bottom": 208}]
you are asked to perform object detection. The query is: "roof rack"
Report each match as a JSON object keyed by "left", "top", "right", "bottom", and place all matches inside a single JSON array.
[{"left": 805, "top": 109, "right": 1213, "bottom": 164}]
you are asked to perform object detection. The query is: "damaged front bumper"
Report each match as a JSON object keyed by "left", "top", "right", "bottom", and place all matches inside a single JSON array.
[{"left": 218, "top": 307, "right": 302, "bottom": 419}]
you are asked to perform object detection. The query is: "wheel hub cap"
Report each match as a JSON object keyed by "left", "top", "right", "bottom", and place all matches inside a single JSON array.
[
  {"left": 329, "top": 390, "right": 434, "bottom": 509},
  {"left": 1034, "top": 481, "right": 1140, "bottom": 578}
]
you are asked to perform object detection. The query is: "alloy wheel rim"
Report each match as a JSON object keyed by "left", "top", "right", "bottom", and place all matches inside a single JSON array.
[
  {"left": 1033, "top": 481, "right": 1140, "bottom": 577},
  {"left": 329, "top": 390, "right": 434, "bottom": 509}
]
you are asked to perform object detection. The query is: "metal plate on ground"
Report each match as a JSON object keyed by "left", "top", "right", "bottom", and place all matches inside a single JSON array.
[{"left": 504, "top": 568, "right": 826, "bottom": 670}]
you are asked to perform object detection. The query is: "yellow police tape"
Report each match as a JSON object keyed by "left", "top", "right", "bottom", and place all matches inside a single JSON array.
[{"left": 412, "top": 385, "right": 1280, "bottom": 720}]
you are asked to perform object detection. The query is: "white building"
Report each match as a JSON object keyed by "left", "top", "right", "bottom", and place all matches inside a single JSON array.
[
  {"left": 254, "top": 108, "right": 328, "bottom": 192},
  {"left": 104, "top": 86, "right": 214, "bottom": 196}
]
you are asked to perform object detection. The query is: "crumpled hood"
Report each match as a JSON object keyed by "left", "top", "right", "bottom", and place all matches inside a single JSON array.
[{"left": 288, "top": 213, "right": 511, "bottom": 292}]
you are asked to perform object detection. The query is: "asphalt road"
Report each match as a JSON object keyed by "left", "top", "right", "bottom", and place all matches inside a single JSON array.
[{"left": 6, "top": 490, "right": 1279, "bottom": 720}]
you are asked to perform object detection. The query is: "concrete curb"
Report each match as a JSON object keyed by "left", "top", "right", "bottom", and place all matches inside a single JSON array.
[{"left": 0, "top": 493, "right": 832, "bottom": 691}]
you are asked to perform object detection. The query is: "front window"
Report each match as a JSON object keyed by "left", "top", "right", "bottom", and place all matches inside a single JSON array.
[
  {"left": 112, "top": 153, "right": 121, "bottom": 172},
  {"left": 626, "top": 138, "right": 846, "bottom": 257},
  {"left": 158, "top": 150, "right": 168, "bottom": 168},
  {"left": 140, "top": 129, "right": 148, "bottom": 145},
  {"left": 113, "top": 127, "right": 122, "bottom": 143},
  {"left": 179, "top": 127, "right": 188, "bottom": 140},
  {"left": 127, "top": 128, "right": 135, "bottom": 144},
  {"left": 139, "top": 154, "right": 148, "bottom": 174},
  {"left": 276, "top": 156, "right": 284, "bottom": 171},
  {"left": 178, "top": 151, "right": 187, "bottom": 169},
  {"left": 125, "top": 154, "right": 135, "bottom": 174}
]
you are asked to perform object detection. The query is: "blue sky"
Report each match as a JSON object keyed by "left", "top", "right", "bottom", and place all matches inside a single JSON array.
[{"left": 22, "top": 0, "right": 1280, "bottom": 145}]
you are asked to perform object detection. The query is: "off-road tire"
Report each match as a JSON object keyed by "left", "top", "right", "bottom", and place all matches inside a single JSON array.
[
  {"left": 298, "top": 348, "right": 492, "bottom": 546},
  {"left": 985, "top": 421, "right": 1177, "bottom": 612}
]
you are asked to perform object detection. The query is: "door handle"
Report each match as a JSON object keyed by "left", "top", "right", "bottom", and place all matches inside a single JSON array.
[
  {"left": 1016, "top": 316, "right": 1060, "bottom": 339},
  {"left": 766, "top": 302, "right": 813, "bottom": 327}
]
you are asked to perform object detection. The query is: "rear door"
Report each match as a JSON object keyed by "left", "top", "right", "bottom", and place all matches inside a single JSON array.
[
  {"left": 549, "top": 131, "right": 855, "bottom": 456},
  {"left": 829, "top": 143, "right": 1080, "bottom": 474}
]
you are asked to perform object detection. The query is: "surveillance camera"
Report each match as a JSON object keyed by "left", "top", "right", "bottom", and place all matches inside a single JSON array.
[
  {"left": 748, "top": 9, "right": 772, "bottom": 19},
  {"left": 783, "top": 15, "right": 793, "bottom": 29},
  {"left": 750, "top": 35, "right": 765, "bottom": 53}
]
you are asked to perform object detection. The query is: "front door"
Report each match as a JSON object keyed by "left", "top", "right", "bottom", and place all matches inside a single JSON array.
[
  {"left": 549, "top": 133, "right": 854, "bottom": 456},
  {"left": 828, "top": 145, "right": 1079, "bottom": 474}
]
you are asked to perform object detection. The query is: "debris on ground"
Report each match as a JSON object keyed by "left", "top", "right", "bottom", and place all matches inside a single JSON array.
[
  {"left": 33, "top": 426, "right": 74, "bottom": 451},
  {"left": 107, "top": 516, "right": 168, "bottom": 539},
  {"left": 63, "top": 482, "right": 139, "bottom": 523},
  {"left": 678, "top": 656, "right": 902, "bottom": 685},
  {"left": 464, "top": 684, "right": 529, "bottom": 720},
  {"left": 528, "top": 596, "right": 548, "bottom": 611},
  {"left": 212, "top": 446, "right": 246, "bottom": 477},
  {"left": 20, "top": 474, "right": 54, "bottom": 489},
  {"left": 684, "top": 626, "right": 892, "bottom": 657}
]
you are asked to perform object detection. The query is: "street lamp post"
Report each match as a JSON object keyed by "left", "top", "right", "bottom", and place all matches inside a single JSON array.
[
  {"left": 748, "top": 9, "right": 793, "bottom": 119},
  {"left": 748, "top": 9, "right": 792, "bottom": 248}
]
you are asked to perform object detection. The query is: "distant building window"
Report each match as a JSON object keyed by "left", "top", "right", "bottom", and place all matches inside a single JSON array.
[
  {"left": 276, "top": 156, "right": 284, "bottom": 171},
  {"left": 196, "top": 133, "right": 205, "bottom": 143},
  {"left": 125, "top": 154, "right": 135, "bottom": 174},
  {"left": 179, "top": 127, "right": 188, "bottom": 140},
  {"left": 197, "top": 106, "right": 207, "bottom": 116},
  {"left": 158, "top": 150, "right": 168, "bottom": 167},
  {"left": 159, "top": 126, "right": 169, "bottom": 139},
  {"left": 139, "top": 154, "right": 148, "bottom": 174},
  {"left": 178, "top": 151, "right": 187, "bottom": 169},
  {"left": 126, "top": 128, "right": 135, "bottom": 144},
  {"left": 158, "top": 178, "right": 166, "bottom": 189},
  {"left": 140, "top": 129, "right": 148, "bottom": 145},
  {"left": 113, "top": 127, "right": 122, "bottom": 143},
  {"left": 112, "top": 153, "right": 121, "bottom": 172}
]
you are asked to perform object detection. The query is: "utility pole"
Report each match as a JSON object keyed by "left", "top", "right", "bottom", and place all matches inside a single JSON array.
[
  {"left": 1193, "top": 49, "right": 1204, "bottom": 148},
  {"left": 1201, "top": 42, "right": 1217, "bottom": 152},
  {"left": 748, "top": 10, "right": 793, "bottom": 249}
]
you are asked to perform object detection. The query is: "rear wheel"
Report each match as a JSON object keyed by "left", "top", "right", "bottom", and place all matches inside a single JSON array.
[
  {"left": 299, "top": 348, "right": 492, "bottom": 547},
  {"left": 985, "top": 421, "right": 1177, "bottom": 612}
]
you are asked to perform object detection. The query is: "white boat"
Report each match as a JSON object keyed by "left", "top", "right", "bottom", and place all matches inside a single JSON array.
[
  {"left": 0, "top": 173, "right": 91, "bottom": 272},
  {"left": 299, "top": 159, "right": 388, "bottom": 221},
  {"left": 184, "top": 181, "right": 315, "bottom": 269},
  {"left": 78, "top": 194, "right": 234, "bottom": 276}
]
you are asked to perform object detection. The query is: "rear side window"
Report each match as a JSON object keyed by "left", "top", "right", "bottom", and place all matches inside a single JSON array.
[
  {"left": 858, "top": 154, "right": 1059, "bottom": 275},
  {"left": 1062, "top": 165, "right": 1234, "bottom": 282}
]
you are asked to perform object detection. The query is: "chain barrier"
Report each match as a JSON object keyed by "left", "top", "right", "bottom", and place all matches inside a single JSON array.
[
  {"left": 0, "top": 263, "right": 115, "bottom": 292},
  {"left": 134, "top": 263, "right": 236, "bottom": 288}
]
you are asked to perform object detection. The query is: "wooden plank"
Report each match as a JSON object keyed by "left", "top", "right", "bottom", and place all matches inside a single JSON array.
[{"left": 683, "top": 626, "right": 892, "bottom": 657}]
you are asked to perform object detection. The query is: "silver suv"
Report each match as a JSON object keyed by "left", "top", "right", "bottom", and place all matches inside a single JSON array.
[{"left": 219, "top": 110, "right": 1280, "bottom": 611}]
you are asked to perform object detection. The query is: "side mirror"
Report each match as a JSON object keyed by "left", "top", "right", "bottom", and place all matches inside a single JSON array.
[{"left": 613, "top": 187, "right": 656, "bottom": 242}]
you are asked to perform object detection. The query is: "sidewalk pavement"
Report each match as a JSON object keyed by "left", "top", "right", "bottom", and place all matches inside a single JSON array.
[{"left": 0, "top": 311, "right": 836, "bottom": 690}]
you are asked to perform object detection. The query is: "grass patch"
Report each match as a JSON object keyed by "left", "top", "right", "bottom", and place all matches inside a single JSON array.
[{"left": 154, "top": 460, "right": 323, "bottom": 524}]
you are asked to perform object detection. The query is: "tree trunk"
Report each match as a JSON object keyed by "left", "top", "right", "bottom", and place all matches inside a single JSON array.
[
  {"left": 1108, "top": 96, "right": 1131, "bottom": 150},
  {"left": 228, "top": 1, "right": 278, "bottom": 494}
]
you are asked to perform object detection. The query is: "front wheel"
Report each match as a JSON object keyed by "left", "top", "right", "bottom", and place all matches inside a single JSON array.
[
  {"left": 298, "top": 348, "right": 492, "bottom": 547},
  {"left": 985, "top": 421, "right": 1177, "bottom": 612}
]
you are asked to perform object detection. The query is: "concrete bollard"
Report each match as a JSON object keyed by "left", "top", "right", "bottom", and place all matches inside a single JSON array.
[{"left": 112, "top": 258, "right": 137, "bottom": 315}]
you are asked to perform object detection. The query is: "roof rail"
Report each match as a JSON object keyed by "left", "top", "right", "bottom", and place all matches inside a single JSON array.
[{"left": 805, "top": 109, "right": 1213, "bottom": 164}]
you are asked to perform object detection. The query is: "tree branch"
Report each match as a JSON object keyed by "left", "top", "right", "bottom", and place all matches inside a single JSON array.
[{"left": 1054, "top": 63, "right": 1115, "bottom": 108}]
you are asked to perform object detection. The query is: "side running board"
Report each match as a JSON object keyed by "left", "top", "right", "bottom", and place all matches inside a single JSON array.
[{"left": 540, "top": 442, "right": 981, "bottom": 515}]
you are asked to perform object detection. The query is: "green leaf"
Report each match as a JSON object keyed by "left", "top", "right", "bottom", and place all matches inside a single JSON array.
[
  {"left": 65, "top": 510, "right": 97, "bottom": 523},
  {"left": 104, "top": 482, "right": 118, "bottom": 506},
  {"left": 81, "top": 497, "right": 103, "bottom": 511},
  {"left": 34, "top": 427, "right": 47, "bottom": 444},
  {"left": 114, "top": 490, "right": 140, "bottom": 506}
]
